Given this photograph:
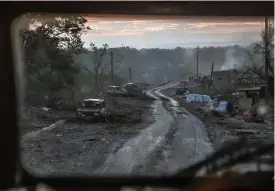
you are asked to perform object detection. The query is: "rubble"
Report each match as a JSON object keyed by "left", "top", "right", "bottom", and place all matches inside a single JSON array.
[
  {"left": 185, "top": 102, "right": 273, "bottom": 149},
  {"left": 104, "top": 96, "right": 153, "bottom": 124},
  {"left": 249, "top": 97, "right": 274, "bottom": 126},
  {"left": 160, "top": 87, "right": 274, "bottom": 150}
]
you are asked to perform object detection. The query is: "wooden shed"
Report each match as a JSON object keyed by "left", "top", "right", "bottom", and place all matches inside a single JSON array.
[{"left": 237, "top": 86, "right": 265, "bottom": 111}]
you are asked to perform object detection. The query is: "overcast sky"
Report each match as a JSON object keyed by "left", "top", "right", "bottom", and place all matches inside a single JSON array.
[{"left": 82, "top": 15, "right": 265, "bottom": 49}]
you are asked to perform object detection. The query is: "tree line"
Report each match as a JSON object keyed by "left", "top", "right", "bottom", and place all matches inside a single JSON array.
[{"left": 20, "top": 14, "right": 274, "bottom": 108}]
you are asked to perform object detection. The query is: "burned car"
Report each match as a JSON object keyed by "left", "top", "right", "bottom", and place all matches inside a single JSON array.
[
  {"left": 76, "top": 98, "right": 107, "bottom": 122},
  {"left": 107, "top": 86, "right": 128, "bottom": 97},
  {"left": 123, "top": 83, "right": 145, "bottom": 97}
]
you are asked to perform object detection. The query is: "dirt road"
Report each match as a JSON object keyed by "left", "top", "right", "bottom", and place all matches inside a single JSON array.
[{"left": 21, "top": 83, "right": 213, "bottom": 176}]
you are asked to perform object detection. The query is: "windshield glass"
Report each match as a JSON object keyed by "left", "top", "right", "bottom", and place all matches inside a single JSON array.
[
  {"left": 108, "top": 87, "right": 115, "bottom": 91},
  {"left": 115, "top": 87, "right": 123, "bottom": 91},
  {"left": 82, "top": 101, "right": 102, "bottom": 108},
  {"left": 15, "top": 14, "right": 274, "bottom": 177}
]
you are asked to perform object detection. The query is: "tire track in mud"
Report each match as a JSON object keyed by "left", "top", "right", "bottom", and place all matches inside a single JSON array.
[
  {"left": 94, "top": 105, "right": 173, "bottom": 174},
  {"left": 162, "top": 97, "right": 200, "bottom": 162},
  {"left": 142, "top": 86, "right": 212, "bottom": 174},
  {"left": 94, "top": 83, "right": 212, "bottom": 175},
  {"left": 131, "top": 90, "right": 183, "bottom": 174},
  {"left": 93, "top": 88, "right": 174, "bottom": 175}
]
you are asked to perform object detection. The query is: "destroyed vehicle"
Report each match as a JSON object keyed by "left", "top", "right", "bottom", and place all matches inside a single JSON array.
[
  {"left": 107, "top": 86, "right": 128, "bottom": 97},
  {"left": 76, "top": 98, "right": 107, "bottom": 121},
  {"left": 123, "top": 83, "right": 145, "bottom": 97}
]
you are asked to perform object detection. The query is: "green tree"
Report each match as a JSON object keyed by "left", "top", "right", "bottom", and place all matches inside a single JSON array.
[{"left": 21, "top": 14, "right": 90, "bottom": 106}]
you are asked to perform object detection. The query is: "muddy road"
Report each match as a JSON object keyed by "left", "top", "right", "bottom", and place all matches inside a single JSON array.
[{"left": 21, "top": 83, "right": 213, "bottom": 176}]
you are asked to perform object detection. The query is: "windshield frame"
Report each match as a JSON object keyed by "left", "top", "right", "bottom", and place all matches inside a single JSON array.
[
  {"left": 81, "top": 101, "right": 103, "bottom": 109},
  {"left": 7, "top": 0, "right": 273, "bottom": 189}
]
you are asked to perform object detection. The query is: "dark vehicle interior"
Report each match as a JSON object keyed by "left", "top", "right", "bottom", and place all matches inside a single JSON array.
[
  {"left": 0, "top": 1, "right": 273, "bottom": 191},
  {"left": 82, "top": 101, "right": 104, "bottom": 109}
]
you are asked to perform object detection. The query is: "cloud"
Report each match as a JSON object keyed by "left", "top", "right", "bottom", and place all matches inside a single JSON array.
[
  {"left": 122, "top": 22, "right": 179, "bottom": 33},
  {"left": 189, "top": 22, "right": 262, "bottom": 29},
  {"left": 85, "top": 20, "right": 181, "bottom": 37},
  {"left": 85, "top": 16, "right": 263, "bottom": 38},
  {"left": 83, "top": 31, "right": 144, "bottom": 38},
  {"left": 188, "top": 27, "right": 261, "bottom": 35},
  {"left": 82, "top": 15, "right": 264, "bottom": 48},
  {"left": 180, "top": 21, "right": 262, "bottom": 35},
  {"left": 184, "top": 25, "right": 262, "bottom": 34},
  {"left": 87, "top": 24, "right": 113, "bottom": 31}
]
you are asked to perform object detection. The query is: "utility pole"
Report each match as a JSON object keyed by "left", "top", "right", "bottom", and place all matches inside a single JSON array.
[
  {"left": 264, "top": 16, "right": 269, "bottom": 98},
  {"left": 196, "top": 46, "right": 199, "bottom": 92},
  {"left": 128, "top": 68, "right": 132, "bottom": 82},
  {"left": 111, "top": 51, "right": 114, "bottom": 85},
  {"left": 209, "top": 61, "right": 214, "bottom": 89}
]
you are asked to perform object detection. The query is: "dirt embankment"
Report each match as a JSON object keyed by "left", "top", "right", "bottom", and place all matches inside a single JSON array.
[
  {"left": 161, "top": 88, "right": 274, "bottom": 150},
  {"left": 20, "top": 108, "right": 76, "bottom": 135}
]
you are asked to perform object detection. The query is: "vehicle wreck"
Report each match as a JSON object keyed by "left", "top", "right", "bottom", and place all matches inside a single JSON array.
[{"left": 76, "top": 98, "right": 107, "bottom": 122}]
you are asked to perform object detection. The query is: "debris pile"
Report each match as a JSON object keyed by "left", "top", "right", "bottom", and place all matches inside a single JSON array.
[
  {"left": 168, "top": 86, "right": 273, "bottom": 126},
  {"left": 249, "top": 97, "right": 274, "bottom": 126},
  {"left": 104, "top": 97, "right": 152, "bottom": 124},
  {"left": 161, "top": 85, "right": 274, "bottom": 150},
  {"left": 106, "top": 109, "right": 142, "bottom": 123}
]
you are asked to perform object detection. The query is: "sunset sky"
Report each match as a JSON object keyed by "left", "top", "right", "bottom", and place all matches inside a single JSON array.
[{"left": 82, "top": 15, "right": 265, "bottom": 49}]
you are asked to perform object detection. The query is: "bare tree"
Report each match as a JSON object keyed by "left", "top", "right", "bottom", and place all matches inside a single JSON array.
[
  {"left": 81, "top": 43, "right": 109, "bottom": 93},
  {"left": 83, "top": 43, "right": 125, "bottom": 93},
  {"left": 254, "top": 18, "right": 274, "bottom": 76},
  {"left": 244, "top": 50, "right": 265, "bottom": 80},
  {"left": 240, "top": 18, "right": 274, "bottom": 94}
]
